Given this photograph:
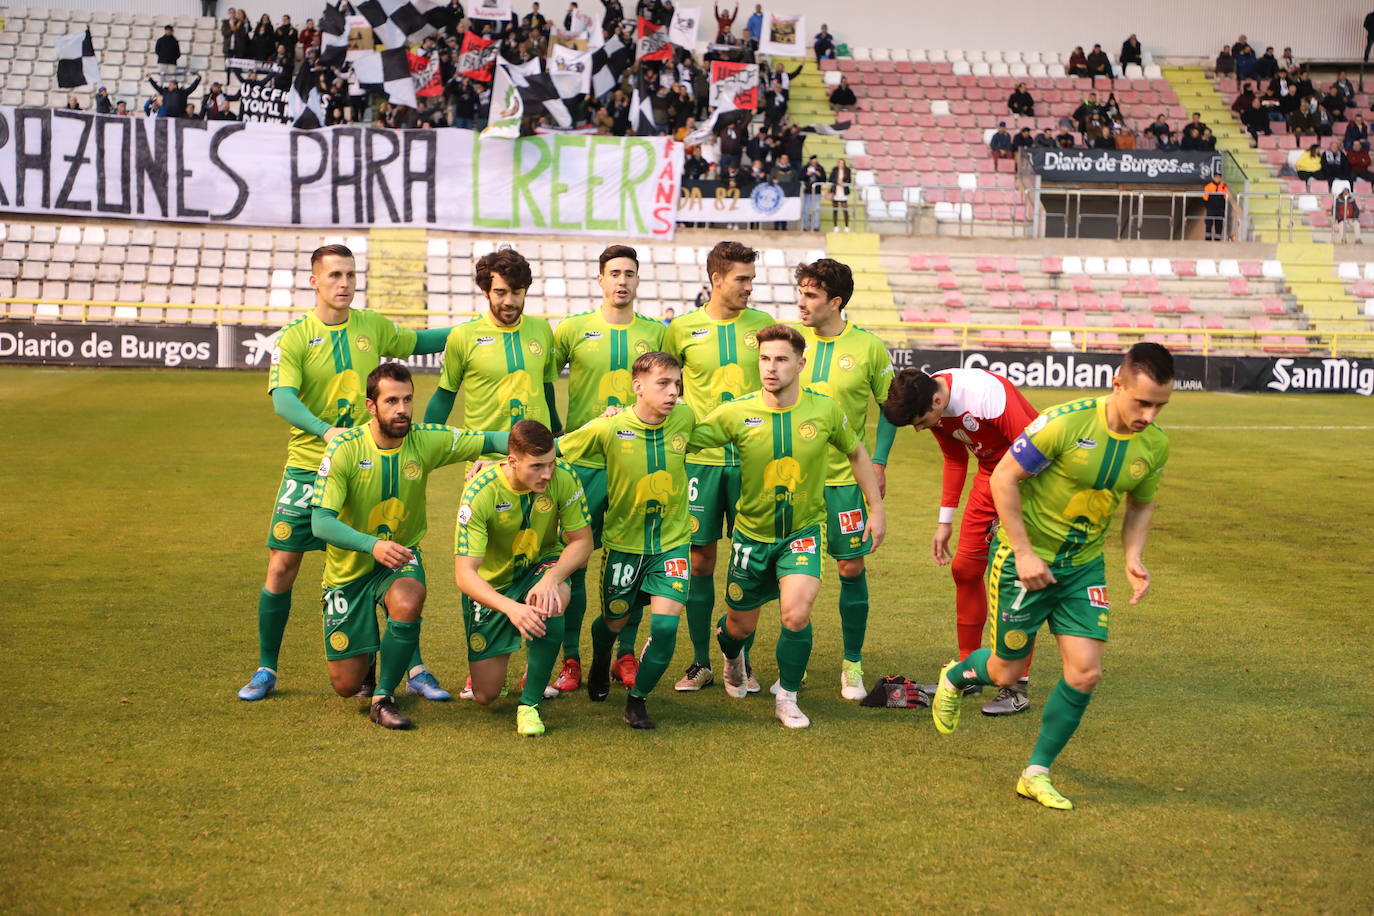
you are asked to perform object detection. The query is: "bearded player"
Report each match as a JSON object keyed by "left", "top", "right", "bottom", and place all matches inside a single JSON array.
[{"left": 882, "top": 364, "right": 1040, "bottom": 716}]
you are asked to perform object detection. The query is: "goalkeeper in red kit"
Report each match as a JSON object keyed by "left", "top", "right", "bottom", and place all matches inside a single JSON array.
[{"left": 882, "top": 366, "right": 1040, "bottom": 716}]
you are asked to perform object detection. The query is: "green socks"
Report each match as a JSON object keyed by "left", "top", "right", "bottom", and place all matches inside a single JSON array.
[
  {"left": 948, "top": 648, "right": 992, "bottom": 689},
  {"left": 257, "top": 588, "right": 292, "bottom": 670},
  {"left": 375, "top": 618, "right": 420, "bottom": 698},
  {"left": 616, "top": 606, "right": 644, "bottom": 657},
  {"left": 631, "top": 614, "right": 680, "bottom": 699},
  {"left": 775, "top": 623, "right": 813, "bottom": 693},
  {"left": 589, "top": 613, "right": 616, "bottom": 661},
  {"left": 521, "top": 615, "right": 566, "bottom": 707},
  {"left": 715, "top": 613, "right": 745, "bottom": 660},
  {"left": 687, "top": 575, "right": 715, "bottom": 665},
  {"left": 1029, "top": 678, "right": 1093, "bottom": 769},
  {"left": 562, "top": 567, "right": 588, "bottom": 661},
  {"left": 838, "top": 570, "right": 869, "bottom": 663}
]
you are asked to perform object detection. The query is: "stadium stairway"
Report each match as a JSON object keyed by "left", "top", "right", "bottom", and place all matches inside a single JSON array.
[
  {"left": 784, "top": 63, "right": 853, "bottom": 232},
  {"left": 826, "top": 230, "right": 897, "bottom": 328},
  {"left": 367, "top": 228, "right": 428, "bottom": 322}
]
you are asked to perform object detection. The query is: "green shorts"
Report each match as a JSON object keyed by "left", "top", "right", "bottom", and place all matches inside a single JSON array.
[
  {"left": 724, "top": 524, "right": 824, "bottom": 611},
  {"left": 321, "top": 547, "right": 427, "bottom": 661},
  {"left": 571, "top": 464, "right": 608, "bottom": 549},
  {"left": 986, "top": 533, "right": 1111, "bottom": 660},
  {"left": 823, "top": 484, "right": 871, "bottom": 559},
  {"left": 687, "top": 463, "right": 741, "bottom": 546},
  {"left": 266, "top": 466, "right": 326, "bottom": 552},
  {"left": 462, "top": 559, "right": 559, "bottom": 661},
  {"left": 601, "top": 545, "right": 691, "bottom": 619}
]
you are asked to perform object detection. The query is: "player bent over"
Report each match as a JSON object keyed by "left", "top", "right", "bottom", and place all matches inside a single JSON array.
[
  {"left": 881, "top": 365, "right": 1040, "bottom": 716},
  {"left": 557, "top": 352, "right": 696, "bottom": 728},
  {"left": 454, "top": 420, "right": 594, "bottom": 737},
  {"left": 929, "top": 343, "right": 1173, "bottom": 809},
  {"left": 309, "top": 363, "right": 505, "bottom": 729},
  {"left": 688, "top": 325, "right": 886, "bottom": 728},
  {"left": 241, "top": 244, "right": 456, "bottom": 702}
]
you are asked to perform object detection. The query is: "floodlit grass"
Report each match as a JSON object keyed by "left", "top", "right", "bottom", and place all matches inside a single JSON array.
[{"left": 2, "top": 366, "right": 1371, "bottom": 912}]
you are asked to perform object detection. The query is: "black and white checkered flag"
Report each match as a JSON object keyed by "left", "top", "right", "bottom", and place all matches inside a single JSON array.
[
  {"left": 55, "top": 28, "right": 102, "bottom": 89},
  {"left": 629, "top": 75, "right": 658, "bottom": 135},
  {"left": 590, "top": 33, "right": 631, "bottom": 99},
  {"left": 353, "top": 47, "right": 418, "bottom": 108},
  {"left": 518, "top": 70, "right": 574, "bottom": 129},
  {"left": 355, "top": 0, "right": 443, "bottom": 49},
  {"left": 318, "top": 3, "right": 350, "bottom": 68},
  {"left": 287, "top": 61, "right": 326, "bottom": 128}
]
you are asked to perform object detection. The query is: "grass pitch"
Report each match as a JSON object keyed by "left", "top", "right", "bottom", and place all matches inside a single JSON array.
[{"left": 2, "top": 366, "right": 1372, "bottom": 913}]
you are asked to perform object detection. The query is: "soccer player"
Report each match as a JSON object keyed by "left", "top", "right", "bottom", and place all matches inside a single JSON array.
[
  {"left": 548, "top": 245, "right": 667, "bottom": 695},
  {"left": 557, "top": 352, "right": 695, "bottom": 728},
  {"left": 664, "top": 240, "right": 775, "bottom": 692},
  {"left": 881, "top": 365, "right": 1041, "bottom": 716},
  {"left": 795, "top": 258, "right": 897, "bottom": 700},
  {"left": 424, "top": 247, "right": 560, "bottom": 442},
  {"left": 454, "top": 420, "right": 594, "bottom": 737},
  {"left": 310, "top": 363, "right": 504, "bottom": 729},
  {"left": 929, "top": 343, "right": 1174, "bottom": 809},
  {"left": 238, "top": 244, "right": 455, "bottom": 703},
  {"left": 689, "top": 325, "right": 886, "bottom": 727}
]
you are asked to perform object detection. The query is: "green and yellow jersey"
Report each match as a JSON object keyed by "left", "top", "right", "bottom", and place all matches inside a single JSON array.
[
  {"left": 798, "top": 322, "right": 895, "bottom": 486},
  {"left": 312, "top": 423, "right": 487, "bottom": 588},
  {"left": 664, "top": 306, "right": 774, "bottom": 468},
  {"left": 689, "top": 389, "right": 858, "bottom": 542},
  {"left": 268, "top": 309, "right": 418, "bottom": 470},
  {"left": 557, "top": 403, "right": 696, "bottom": 554},
  {"left": 454, "top": 460, "right": 591, "bottom": 590},
  {"left": 436, "top": 313, "right": 557, "bottom": 448},
  {"left": 554, "top": 309, "right": 667, "bottom": 469},
  {"left": 1009, "top": 396, "right": 1170, "bottom": 568}
]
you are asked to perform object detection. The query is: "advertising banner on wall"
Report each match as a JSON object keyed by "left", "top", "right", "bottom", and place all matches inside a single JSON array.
[
  {"left": 889, "top": 347, "right": 1210, "bottom": 391},
  {"left": 0, "top": 322, "right": 217, "bottom": 368},
  {"left": 678, "top": 178, "right": 800, "bottom": 224},
  {"left": 0, "top": 108, "right": 683, "bottom": 239},
  {"left": 1028, "top": 149, "right": 1223, "bottom": 184}
]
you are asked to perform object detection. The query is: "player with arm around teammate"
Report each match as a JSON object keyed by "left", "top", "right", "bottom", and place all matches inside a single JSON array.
[
  {"left": 454, "top": 420, "right": 594, "bottom": 737},
  {"left": 308, "top": 363, "right": 507, "bottom": 729},
  {"left": 239, "top": 244, "right": 457, "bottom": 703},
  {"left": 558, "top": 352, "right": 696, "bottom": 728},
  {"left": 881, "top": 365, "right": 1041, "bottom": 716},
  {"left": 929, "top": 343, "right": 1174, "bottom": 809},
  {"left": 689, "top": 325, "right": 886, "bottom": 728}
]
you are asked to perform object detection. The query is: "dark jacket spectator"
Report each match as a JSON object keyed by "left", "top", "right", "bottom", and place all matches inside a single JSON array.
[
  {"left": 1120, "top": 34, "right": 1142, "bottom": 68},
  {"left": 1215, "top": 46, "right": 1234, "bottom": 76},
  {"left": 1234, "top": 45, "right": 1256, "bottom": 81},
  {"left": 1232, "top": 84, "right": 1255, "bottom": 115},
  {"left": 1033, "top": 128, "right": 1056, "bottom": 148},
  {"left": 276, "top": 18, "right": 299, "bottom": 64},
  {"left": 1012, "top": 127, "right": 1035, "bottom": 151},
  {"left": 683, "top": 150, "right": 709, "bottom": 180},
  {"left": 1322, "top": 85, "right": 1348, "bottom": 122},
  {"left": 1145, "top": 114, "right": 1171, "bottom": 141},
  {"left": 1291, "top": 96, "right": 1333, "bottom": 144},
  {"left": 1180, "top": 126, "right": 1200, "bottom": 150},
  {"left": 155, "top": 26, "right": 181, "bottom": 65},
  {"left": 829, "top": 77, "right": 856, "bottom": 110},
  {"left": 226, "top": 18, "right": 251, "bottom": 58},
  {"left": 989, "top": 123, "right": 1014, "bottom": 158},
  {"left": 1071, "top": 95, "right": 1100, "bottom": 130},
  {"left": 1334, "top": 74, "right": 1356, "bottom": 102},
  {"left": 1241, "top": 98, "right": 1271, "bottom": 143},
  {"left": 149, "top": 76, "right": 200, "bottom": 118},
  {"left": 1197, "top": 128, "right": 1216, "bottom": 151},
  {"left": 1008, "top": 83, "right": 1034, "bottom": 116},
  {"left": 1344, "top": 116, "right": 1369, "bottom": 151},
  {"left": 802, "top": 157, "right": 826, "bottom": 192},
  {"left": 1086, "top": 44, "right": 1113, "bottom": 79},
  {"left": 1067, "top": 46, "right": 1088, "bottom": 77},
  {"left": 1255, "top": 48, "right": 1279, "bottom": 80},
  {"left": 1055, "top": 129, "right": 1076, "bottom": 148},
  {"left": 1322, "top": 142, "right": 1350, "bottom": 185},
  {"left": 201, "top": 83, "right": 237, "bottom": 119},
  {"left": 1267, "top": 72, "right": 1299, "bottom": 115},
  {"left": 251, "top": 16, "right": 276, "bottom": 60},
  {"left": 814, "top": 25, "right": 835, "bottom": 61},
  {"left": 95, "top": 87, "right": 116, "bottom": 114},
  {"left": 770, "top": 154, "right": 796, "bottom": 183}
]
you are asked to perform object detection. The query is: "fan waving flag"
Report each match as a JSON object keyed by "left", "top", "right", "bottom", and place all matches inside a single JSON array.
[
  {"left": 354, "top": 47, "right": 418, "bottom": 108},
  {"left": 55, "top": 29, "right": 102, "bottom": 89},
  {"left": 286, "top": 61, "right": 326, "bottom": 128},
  {"left": 457, "top": 30, "right": 498, "bottom": 81},
  {"left": 590, "top": 33, "right": 631, "bottom": 99},
  {"left": 636, "top": 17, "right": 672, "bottom": 61},
  {"left": 318, "top": 3, "right": 350, "bottom": 68},
  {"left": 409, "top": 50, "right": 443, "bottom": 97},
  {"left": 629, "top": 73, "right": 659, "bottom": 135},
  {"left": 356, "top": 0, "right": 442, "bottom": 49},
  {"left": 668, "top": 7, "right": 700, "bottom": 49}
]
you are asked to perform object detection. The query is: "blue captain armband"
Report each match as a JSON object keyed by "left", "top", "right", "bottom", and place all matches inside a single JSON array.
[{"left": 1010, "top": 433, "right": 1051, "bottom": 475}]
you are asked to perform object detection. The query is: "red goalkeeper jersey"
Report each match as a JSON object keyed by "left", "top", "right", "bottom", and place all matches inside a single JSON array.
[{"left": 930, "top": 368, "right": 1039, "bottom": 512}]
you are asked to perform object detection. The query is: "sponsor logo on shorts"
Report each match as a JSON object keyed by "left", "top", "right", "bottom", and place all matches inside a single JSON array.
[
  {"left": 458, "top": 504, "right": 473, "bottom": 525},
  {"left": 743, "top": 416, "right": 764, "bottom": 427},
  {"left": 359, "top": 459, "right": 373, "bottom": 470},
  {"left": 615, "top": 429, "right": 636, "bottom": 440},
  {"left": 1088, "top": 585, "right": 1110, "bottom": 609},
  {"left": 789, "top": 536, "right": 817, "bottom": 553},
  {"left": 329, "top": 631, "right": 350, "bottom": 652},
  {"left": 742, "top": 331, "right": 758, "bottom": 350},
  {"left": 795, "top": 555, "right": 809, "bottom": 566},
  {"left": 1076, "top": 437, "right": 1097, "bottom": 449},
  {"left": 672, "top": 581, "right": 685, "bottom": 592},
  {"left": 528, "top": 339, "right": 544, "bottom": 356},
  {"left": 1003, "top": 629, "right": 1028, "bottom": 650},
  {"left": 1130, "top": 458, "right": 1149, "bottom": 479},
  {"left": 609, "top": 599, "right": 629, "bottom": 615},
  {"left": 534, "top": 495, "right": 554, "bottom": 513},
  {"left": 469, "top": 633, "right": 487, "bottom": 652},
  {"left": 495, "top": 501, "right": 513, "bottom": 512},
  {"left": 272, "top": 521, "right": 293, "bottom": 541},
  {"left": 962, "top": 414, "right": 980, "bottom": 432},
  {"left": 670, "top": 433, "right": 686, "bottom": 452},
  {"left": 1098, "top": 612, "right": 1109, "bottom": 628},
  {"left": 848, "top": 535, "right": 862, "bottom": 548},
  {"left": 476, "top": 335, "right": 495, "bottom": 346},
  {"left": 690, "top": 328, "right": 710, "bottom": 338},
  {"left": 838, "top": 353, "right": 856, "bottom": 371},
  {"left": 838, "top": 509, "right": 863, "bottom": 534},
  {"left": 727, "top": 582, "right": 744, "bottom": 601},
  {"left": 583, "top": 331, "right": 603, "bottom": 340},
  {"left": 663, "top": 558, "right": 689, "bottom": 579},
  {"left": 402, "top": 460, "right": 421, "bottom": 480},
  {"left": 355, "top": 335, "right": 372, "bottom": 353},
  {"left": 798, "top": 421, "right": 818, "bottom": 441}
]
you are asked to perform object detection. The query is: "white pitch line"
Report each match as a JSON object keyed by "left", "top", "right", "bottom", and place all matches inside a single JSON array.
[{"left": 1167, "top": 425, "right": 1374, "bottom": 430}]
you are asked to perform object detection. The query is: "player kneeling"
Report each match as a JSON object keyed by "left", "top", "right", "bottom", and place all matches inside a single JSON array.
[{"left": 454, "top": 420, "right": 594, "bottom": 736}]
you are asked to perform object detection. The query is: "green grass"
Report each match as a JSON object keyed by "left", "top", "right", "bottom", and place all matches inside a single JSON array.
[{"left": 3, "top": 367, "right": 1372, "bottom": 913}]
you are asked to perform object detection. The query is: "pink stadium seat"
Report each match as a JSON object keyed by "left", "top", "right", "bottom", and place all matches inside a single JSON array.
[
  {"left": 998, "top": 256, "right": 1018, "bottom": 272},
  {"left": 908, "top": 254, "right": 927, "bottom": 271},
  {"left": 1171, "top": 295, "right": 1193, "bottom": 313},
  {"left": 901, "top": 307, "right": 925, "bottom": 322},
  {"left": 1240, "top": 261, "right": 1263, "bottom": 278},
  {"left": 1010, "top": 292, "right": 1032, "bottom": 309},
  {"left": 1261, "top": 297, "right": 1285, "bottom": 315},
  {"left": 1248, "top": 315, "right": 1271, "bottom": 331},
  {"left": 930, "top": 254, "right": 952, "bottom": 272},
  {"left": 981, "top": 274, "right": 1004, "bottom": 292},
  {"left": 1061, "top": 310, "right": 1085, "bottom": 326},
  {"left": 1227, "top": 277, "right": 1250, "bottom": 296},
  {"left": 1148, "top": 295, "right": 1171, "bottom": 312},
  {"left": 1071, "top": 276, "right": 1094, "bottom": 292},
  {"left": 949, "top": 307, "right": 972, "bottom": 324},
  {"left": 1056, "top": 291, "right": 1078, "bottom": 310},
  {"left": 1101, "top": 292, "right": 1124, "bottom": 311},
  {"left": 975, "top": 256, "right": 997, "bottom": 272},
  {"left": 978, "top": 327, "right": 1006, "bottom": 346},
  {"left": 933, "top": 327, "right": 958, "bottom": 346},
  {"left": 1033, "top": 291, "right": 1056, "bottom": 308},
  {"left": 1204, "top": 315, "right": 1225, "bottom": 330},
  {"left": 1122, "top": 278, "right": 1140, "bottom": 294},
  {"left": 1041, "top": 310, "right": 1064, "bottom": 326},
  {"left": 1090, "top": 331, "right": 1121, "bottom": 349},
  {"left": 1172, "top": 259, "right": 1196, "bottom": 276},
  {"left": 929, "top": 306, "right": 951, "bottom": 323},
  {"left": 1079, "top": 293, "right": 1100, "bottom": 311},
  {"left": 988, "top": 292, "right": 1012, "bottom": 309},
  {"left": 1139, "top": 276, "right": 1161, "bottom": 294},
  {"left": 1003, "top": 273, "right": 1026, "bottom": 291},
  {"left": 1134, "top": 315, "right": 1156, "bottom": 329},
  {"left": 942, "top": 291, "right": 966, "bottom": 307},
  {"left": 1353, "top": 281, "right": 1374, "bottom": 298},
  {"left": 937, "top": 272, "right": 959, "bottom": 290},
  {"left": 1020, "top": 311, "right": 1042, "bottom": 326}
]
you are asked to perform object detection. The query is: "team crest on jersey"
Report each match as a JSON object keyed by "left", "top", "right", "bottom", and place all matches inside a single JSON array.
[
  {"left": 670, "top": 433, "right": 686, "bottom": 452},
  {"left": 838, "top": 509, "right": 863, "bottom": 534},
  {"left": 458, "top": 504, "right": 473, "bottom": 525},
  {"left": 743, "top": 331, "right": 759, "bottom": 350},
  {"left": 329, "top": 631, "right": 350, "bottom": 652},
  {"left": 798, "top": 421, "right": 818, "bottom": 441},
  {"left": 358, "top": 459, "right": 373, "bottom": 470},
  {"left": 476, "top": 335, "right": 495, "bottom": 346},
  {"left": 494, "top": 501, "right": 512, "bottom": 513},
  {"left": 1129, "top": 458, "right": 1149, "bottom": 479},
  {"left": 1003, "top": 629, "right": 1028, "bottom": 651},
  {"left": 838, "top": 354, "right": 856, "bottom": 371},
  {"left": 634, "top": 339, "right": 651, "bottom": 354},
  {"left": 743, "top": 416, "right": 764, "bottom": 427},
  {"left": 356, "top": 336, "right": 372, "bottom": 353},
  {"left": 528, "top": 339, "right": 544, "bottom": 356},
  {"left": 1076, "top": 437, "right": 1098, "bottom": 449},
  {"left": 727, "top": 582, "right": 744, "bottom": 601},
  {"left": 690, "top": 328, "right": 710, "bottom": 338},
  {"left": 615, "top": 429, "right": 637, "bottom": 440},
  {"left": 789, "top": 536, "right": 817, "bottom": 553},
  {"left": 272, "top": 521, "right": 292, "bottom": 541},
  {"left": 402, "top": 460, "right": 421, "bottom": 480},
  {"left": 963, "top": 415, "right": 980, "bottom": 432},
  {"left": 583, "top": 331, "right": 604, "bottom": 340},
  {"left": 534, "top": 495, "right": 554, "bottom": 513},
  {"left": 663, "top": 558, "right": 689, "bottom": 579}
]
